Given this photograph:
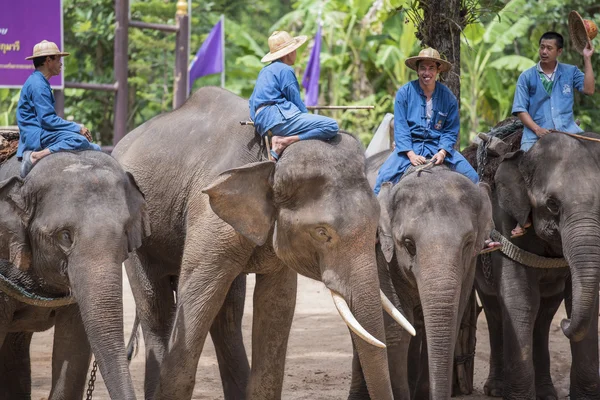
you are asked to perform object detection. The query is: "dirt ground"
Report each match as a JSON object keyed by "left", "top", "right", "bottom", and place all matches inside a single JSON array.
[{"left": 30, "top": 270, "right": 575, "bottom": 399}]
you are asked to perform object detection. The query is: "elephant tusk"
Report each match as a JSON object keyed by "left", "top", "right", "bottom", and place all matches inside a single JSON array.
[
  {"left": 380, "top": 290, "right": 416, "bottom": 337},
  {"left": 331, "top": 291, "right": 386, "bottom": 349}
]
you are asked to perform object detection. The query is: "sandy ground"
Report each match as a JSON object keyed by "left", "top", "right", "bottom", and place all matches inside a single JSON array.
[{"left": 30, "top": 270, "right": 575, "bottom": 399}]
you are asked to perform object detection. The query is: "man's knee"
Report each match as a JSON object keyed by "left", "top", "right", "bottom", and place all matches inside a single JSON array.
[{"left": 322, "top": 119, "right": 338, "bottom": 139}]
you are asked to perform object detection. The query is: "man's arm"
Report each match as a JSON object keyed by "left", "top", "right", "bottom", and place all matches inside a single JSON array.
[
  {"left": 582, "top": 42, "right": 595, "bottom": 95},
  {"left": 282, "top": 70, "right": 308, "bottom": 113},
  {"left": 430, "top": 95, "right": 458, "bottom": 165},
  {"left": 32, "top": 85, "right": 80, "bottom": 133},
  {"left": 511, "top": 71, "right": 549, "bottom": 137},
  {"left": 394, "top": 88, "right": 426, "bottom": 165}
]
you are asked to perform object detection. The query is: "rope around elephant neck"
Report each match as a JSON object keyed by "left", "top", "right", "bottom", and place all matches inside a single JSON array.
[
  {"left": 0, "top": 268, "right": 75, "bottom": 307},
  {"left": 490, "top": 230, "right": 568, "bottom": 269}
]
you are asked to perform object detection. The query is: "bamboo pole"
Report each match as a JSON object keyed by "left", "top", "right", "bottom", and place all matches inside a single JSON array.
[{"left": 306, "top": 105, "right": 374, "bottom": 110}]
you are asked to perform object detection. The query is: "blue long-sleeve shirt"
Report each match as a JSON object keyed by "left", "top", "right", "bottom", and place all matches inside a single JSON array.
[
  {"left": 249, "top": 60, "right": 307, "bottom": 136},
  {"left": 16, "top": 70, "right": 80, "bottom": 158},
  {"left": 393, "top": 80, "right": 459, "bottom": 158}
]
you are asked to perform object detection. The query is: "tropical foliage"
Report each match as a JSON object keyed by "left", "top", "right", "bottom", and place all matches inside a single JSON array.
[{"left": 1, "top": 0, "right": 599, "bottom": 149}]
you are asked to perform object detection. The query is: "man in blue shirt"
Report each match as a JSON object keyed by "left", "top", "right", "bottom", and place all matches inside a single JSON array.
[
  {"left": 249, "top": 31, "right": 338, "bottom": 160},
  {"left": 510, "top": 31, "right": 595, "bottom": 237},
  {"left": 17, "top": 40, "right": 100, "bottom": 177},
  {"left": 374, "top": 48, "right": 478, "bottom": 195}
]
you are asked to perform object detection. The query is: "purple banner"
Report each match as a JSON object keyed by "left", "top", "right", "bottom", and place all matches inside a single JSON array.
[{"left": 0, "top": 0, "right": 64, "bottom": 89}]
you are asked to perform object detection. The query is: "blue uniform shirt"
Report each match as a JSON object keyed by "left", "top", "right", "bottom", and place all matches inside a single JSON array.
[
  {"left": 16, "top": 70, "right": 81, "bottom": 158},
  {"left": 393, "top": 80, "right": 459, "bottom": 158},
  {"left": 512, "top": 63, "right": 584, "bottom": 150},
  {"left": 249, "top": 61, "right": 308, "bottom": 136}
]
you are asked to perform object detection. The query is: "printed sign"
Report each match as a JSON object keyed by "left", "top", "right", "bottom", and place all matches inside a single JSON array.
[{"left": 0, "top": 0, "right": 64, "bottom": 88}]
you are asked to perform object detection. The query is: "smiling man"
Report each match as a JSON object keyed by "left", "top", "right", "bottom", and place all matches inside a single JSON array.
[
  {"left": 16, "top": 40, "right": 100, "bottom": 177},
  {"left": 374, "top": 47, "right": 478, "bottom": 195}
]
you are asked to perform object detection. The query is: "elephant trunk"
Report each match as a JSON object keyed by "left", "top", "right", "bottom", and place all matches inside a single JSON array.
[
  {"left": 68, "top": 251, "right": 136, "bottom": 399},
  {"left": 560, "top": 213, "right": 600, "bottom": 342},
  {"left": 324, "top": 252, "right": 393, "bottom": 400},
  {"left": 418, "top": 259, "right": 462, "bottom": 399}
]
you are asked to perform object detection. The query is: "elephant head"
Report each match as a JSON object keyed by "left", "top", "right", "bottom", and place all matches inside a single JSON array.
[
  {"left": 203, "top": 134, "right": 412, "bottom": 399},
  {"left": 0, "top": 151, "right": 150, "bottom": 399},
  {"left": 378, "top": 167, "right": 493, "bottom": 399},
  {"left": 495, "top": 132, "right": 600, "bottom": 342}
]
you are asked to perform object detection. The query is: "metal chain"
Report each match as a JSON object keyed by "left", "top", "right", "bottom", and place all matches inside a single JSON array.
[{"left": 86, "top": 360, "right": 98, "bottom": 400}]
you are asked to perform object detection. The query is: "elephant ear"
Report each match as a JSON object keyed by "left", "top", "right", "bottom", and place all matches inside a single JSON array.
[
  {"left": 203, "top": 161, "right": 276, "bottom": 246},
  {"left": 0, "top": 177, "right": 32, "bottom": 271},
  {"left": 377, "top": 182, "right": 395, "bottom": 263},
  {"left": 476, "top": 182, "right": 494, "bottom": 247},
  {"left": 125, "top": 172, "right": 151, "bottom": 253},
  {"left": 495, "top": 150, "right": 531, "bottom": 227}
]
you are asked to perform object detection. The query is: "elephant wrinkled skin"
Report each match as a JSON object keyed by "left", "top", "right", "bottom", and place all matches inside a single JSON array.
[
  {"left": 0, "top": 151, "right": 148, "bottom": 399},
  {"left": 351, "top": 155, "right": 493, "bottom": 400},
  {"left": 476, "top": 132, "right": 600, "bottom": 399},
  {"left": 113, "top": 86, "right": 397, "bottom": 400}
]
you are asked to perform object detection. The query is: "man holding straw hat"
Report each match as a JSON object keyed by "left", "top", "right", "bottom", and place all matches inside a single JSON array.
[
  {"left": 509, "top": 15, "right": 595, "bottom": 237},
  {"left": 17, "top": 40, "right": 100, "bottom": 177},
  {"left": 249, "top": 30, "right": 338, "bottom": 161}
]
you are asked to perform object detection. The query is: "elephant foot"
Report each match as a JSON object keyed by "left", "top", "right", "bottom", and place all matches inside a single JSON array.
[
  {"left": 536, "top": 382, "right": 558, "bottom": 400},
  {"left": 483, "top": 377, "right": 503, "bottom": 397}
]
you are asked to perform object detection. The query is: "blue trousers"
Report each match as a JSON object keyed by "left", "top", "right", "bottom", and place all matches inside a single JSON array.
[
  {"left": 270, "top": 113, "right": 338, "bottom": 141},
  {"left": 41, "top": 130, "right": 101, "bottom": 153},
  {"left": 374, "top": 143, "right": 479, "bottom": 194}
]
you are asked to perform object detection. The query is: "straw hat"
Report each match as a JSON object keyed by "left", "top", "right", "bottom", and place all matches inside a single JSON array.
[
  {"left": 261, "top": 31, "right": 307, "bottom": 63},
  {"left": 405, "top": 48, "right": 452, "bottom": 73},
  {"left": 568, "top": 11, "right": 598, "bottom": 54},
  {"left": 25, "top": 40, "right": 70, "bottom": 60}
]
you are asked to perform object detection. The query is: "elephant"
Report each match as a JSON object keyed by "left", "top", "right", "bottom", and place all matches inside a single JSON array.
[
  {"left": 345, "top": 153, "right": 493, "bottom": 399},
  {"left": 112, "top": 86, "right": 412, "bottom": 400},
  {"left": 473, "top": 132, "right": 600, "bottom": 399},
  {"left": 0, "top": 150, "right": 149, "bottom": 399}
]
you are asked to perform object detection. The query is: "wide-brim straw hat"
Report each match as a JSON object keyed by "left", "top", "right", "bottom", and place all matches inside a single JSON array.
[
  {"left": 25, "top": 40, "right": 70, "bottom": 60},
  {"left": 405, "top": 48, "right": 452, "bottom": 73},
  {"left": 261, "top": 31, "right": 307, "bottom": 63},
  {"left": 569, "top": 11, "right": 598, "bottom": 54}
]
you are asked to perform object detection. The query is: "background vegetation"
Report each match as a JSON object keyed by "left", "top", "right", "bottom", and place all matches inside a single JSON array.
[{"left": 1, "top": 0, "right": 599, "bottom": 148}]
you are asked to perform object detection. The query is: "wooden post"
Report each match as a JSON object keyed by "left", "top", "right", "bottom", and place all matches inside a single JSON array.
[
  {"left": 113, "top": 0, "right": 129, "bottom": 145},
  {"left": 54, "top": 89, "right": 65, "bottom": 118},
  {"left": 173, "top": 1, "right": 189, "bottom": 109}
]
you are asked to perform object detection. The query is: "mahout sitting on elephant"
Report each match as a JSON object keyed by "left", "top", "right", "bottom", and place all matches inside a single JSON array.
[
  {"left": 345, "top": 155, "right": 493, "bottom": 399},
  {"left": 113, "top": 86, "right": 413, "bottom": 400},
  {"left": 0, "top": 150, "right": 149, "bottom": 399},
  {"left": 465, "top": 125, "right": 600, "bottom": 399}
]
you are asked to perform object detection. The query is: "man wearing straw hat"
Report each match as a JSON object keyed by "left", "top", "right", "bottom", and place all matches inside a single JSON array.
[
  {"left": 16, "top": 40, "right": 100, "bottom": 177},
  {"left": 509, "top": 13, "right": 595, "bottom": 237},
  {"left": 249, "top": 31, "right": 338, "bottom": 161},
  {"left": 373, "top": 48, "right": 479, "bottom": 195}
]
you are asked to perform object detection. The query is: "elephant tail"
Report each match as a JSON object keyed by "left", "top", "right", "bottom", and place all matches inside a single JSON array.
[{"left": 126, "top": 313, "right": 140, "bottom": 362}]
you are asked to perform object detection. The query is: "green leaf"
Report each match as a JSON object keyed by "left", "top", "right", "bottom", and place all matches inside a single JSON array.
[{"left": 489, "top": 55, "right": 536, "bottom": 71}]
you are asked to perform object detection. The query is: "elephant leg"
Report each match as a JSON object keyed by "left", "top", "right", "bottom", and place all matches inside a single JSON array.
[
  {"left": 48, "top": 305, "right": 92, "bottom": 400},
  {"left": 412, "top": 328, "right": 430, "bottom": 400},
  {"left": 155, "top": 226, "right": 248, "bottom": 400},
  {"left": 210, "top": 273, "right": 250, "bottom": 400},
  {"left": 532, "top": 293, "right": 562, "bottom": 400},
  {"left": 247, "top": 266, "right": 297, "bottom": 399},
  {"left": 125, "top": 252, "right": 175, "bottom": 399},
  {"left": 0, "top": 332, "right": 33, "bottom": 400},
  {"left": 476, "top": 288, "right": 504, "bottom": 397},
  {"left": 565, "top": 281, "right": 600, "bottom": 399},
  {"left": 407, "top": 306, "right": 424, "bottom": 397},
  {"left": 498, "top": 263, "right": 539, "bottom": 399}
]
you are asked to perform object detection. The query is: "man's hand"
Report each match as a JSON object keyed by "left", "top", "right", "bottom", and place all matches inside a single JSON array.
[
  {"left": 533, "top": 125, "right": 550, "bottom": 138},
  {"left": 80, "top": 124, "right": 93, "bottom": 142},
  {"left": 407, "top": 150, "right": 427, "bottom": 166},
  {"left": 431, "top": 149, "right": 447, "bottom": 165},
  {"left": 583, "top": 41, "right": 594, "bottom": 59}
]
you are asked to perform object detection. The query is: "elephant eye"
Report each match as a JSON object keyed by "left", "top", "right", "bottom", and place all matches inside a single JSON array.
[
  {"left": 311, "top": 226, "right": 332, "bottom": 243},
  {"left": 546, "top": 198, "right": 560, "bottom": 215},
  {"left": 403, "top": 238, "right": 416, "bottom": 257},
  {"left": 56, "top": 229, "right": 73, "bottom": 249}
]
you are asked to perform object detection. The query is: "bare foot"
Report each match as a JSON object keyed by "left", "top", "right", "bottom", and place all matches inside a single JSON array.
[
  {"left": 271, "top": 136, "right": 286, "bottom": 156},
  {"left": 511, "top": 220, "right": 531, "bottom": 238},
  {"left": 31, "top": 149, "right": 51, "bottom": 164},
  {"left": 480, "top": 239, "right": 503, "bottom": 254}
]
